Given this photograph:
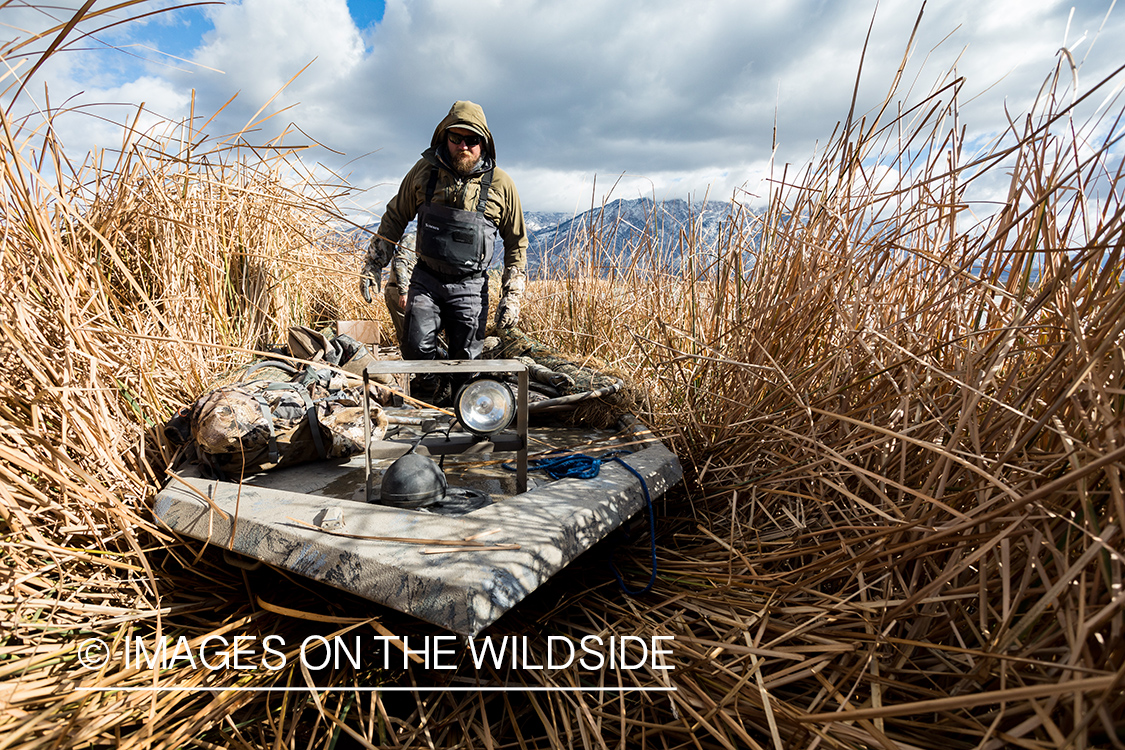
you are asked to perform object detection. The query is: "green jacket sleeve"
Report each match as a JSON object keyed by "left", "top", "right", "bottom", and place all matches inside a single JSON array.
[
  {"left": 492, "top": 168, "right": 528, "bottom": 273},
  {"left": 376, "top": 160, "right": 428, "bottom": 249}
]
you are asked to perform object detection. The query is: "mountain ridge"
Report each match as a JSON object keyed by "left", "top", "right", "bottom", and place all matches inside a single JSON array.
[{"left": 355, "top": 196, "right": 748, "bottom": 275}]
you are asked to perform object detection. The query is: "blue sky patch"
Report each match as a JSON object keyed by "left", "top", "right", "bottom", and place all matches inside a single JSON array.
[{"left": 347, "top": 0, "right": 386, "bottom": 30}]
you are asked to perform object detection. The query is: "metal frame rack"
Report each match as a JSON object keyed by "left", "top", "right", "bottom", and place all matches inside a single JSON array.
[{"left": 362, "top": 359, "right": 530, "bottom": 499}]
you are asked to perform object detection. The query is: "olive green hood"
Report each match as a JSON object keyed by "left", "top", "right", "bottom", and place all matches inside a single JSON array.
[{"left": 429, "top": 100, "right": 497, "bottom": 161}]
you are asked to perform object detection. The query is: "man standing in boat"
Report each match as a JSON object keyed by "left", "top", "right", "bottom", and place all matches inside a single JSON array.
[{"left": 361, "top": 100, "right": 528, "bottom": 401}]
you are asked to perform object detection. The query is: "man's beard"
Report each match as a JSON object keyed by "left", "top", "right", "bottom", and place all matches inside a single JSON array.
[{"left": 451, "top": 149, "right": 480, "bottom": 175}]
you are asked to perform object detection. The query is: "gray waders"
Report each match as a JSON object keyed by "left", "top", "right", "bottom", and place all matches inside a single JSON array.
[{"left": 403, "top": 168, "right": 498, "bottom": 401}]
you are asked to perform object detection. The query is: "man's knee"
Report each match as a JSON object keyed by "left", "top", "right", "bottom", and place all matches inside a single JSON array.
[{"left": 404, "top": 299, "right": 442, "bottom": 360}]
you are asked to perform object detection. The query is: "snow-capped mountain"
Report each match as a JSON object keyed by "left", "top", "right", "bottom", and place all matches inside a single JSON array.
[
  {"left": 526, "top": 197, "right": 738, "bottom": 275},
  {"left": 523, "top": 211, "right": 573, "bottom": 234},
  {"left": 356, "top": 197, "right": 749, "bottom": 276}
]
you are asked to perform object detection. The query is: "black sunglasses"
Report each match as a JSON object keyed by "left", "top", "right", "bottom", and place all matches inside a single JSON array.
[{"left": 446, "top": 131, "right": 484, "bottom": 147}]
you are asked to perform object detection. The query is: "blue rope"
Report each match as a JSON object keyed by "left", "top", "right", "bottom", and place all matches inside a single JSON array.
[
  {"left": 506, "top": 451, "right": 658, "bottom": 595},
  {"left": 607, "top": 456, "right": 658, "bottom": 595},
  {"left": 523, "top": 450, "right": 626, "bottom": 479}
]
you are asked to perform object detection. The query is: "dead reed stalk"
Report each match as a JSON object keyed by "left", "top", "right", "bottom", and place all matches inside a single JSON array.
[
  {"left": 506, "top": 52, "right": 1125, "bottom": 750},
  {"left": 3, "top": 3, "right": 1124, "bottom": 748},
  {"left": 1, "top": 6, "right": 393, "bottom": 747}
]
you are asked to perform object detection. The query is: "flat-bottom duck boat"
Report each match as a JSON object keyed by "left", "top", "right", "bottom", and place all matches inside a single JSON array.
[{"left": 154, "top": 342, "right": 682, "bottom": 636}]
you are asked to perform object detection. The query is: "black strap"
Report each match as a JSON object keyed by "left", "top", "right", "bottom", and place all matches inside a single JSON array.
[
  {"left": 262, "top": 382, "right": 328, "bottom": 461},
  {"left": 475, "top": 169, "right": 493, "bottom": 213},
  {"left": 424, "top": 166, "right": 493, "bottom": 214},
  {"left": 425, "top": 167, "right": 440, "bottom": 205},
  {"left": 254, "top": 396, "right": 279, "bottom": 465}
]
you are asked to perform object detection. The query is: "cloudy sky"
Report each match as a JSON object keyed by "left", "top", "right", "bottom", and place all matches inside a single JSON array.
[{"left": 3, "top": 0, "right": 1122, "bottom": 219}]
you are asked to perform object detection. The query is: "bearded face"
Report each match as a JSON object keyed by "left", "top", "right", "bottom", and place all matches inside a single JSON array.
[
  {"left": 445, "top": 128, "right": 483, "bottom": 175},
  {"left": 450, "top": 148, "right": 480, "bottom": 175}
]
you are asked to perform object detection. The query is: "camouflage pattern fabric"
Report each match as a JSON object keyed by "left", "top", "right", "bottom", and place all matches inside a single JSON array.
[
  {"left": 288, "top": 324, "right": 389, "bottom": 380},
  {"left": 186, "top": 380, "right": 389, "bottom": 476},
  {"left": 166, "top": 325, "right": 400, "bottom": 475},
  {"left": 491, "top": 327, "right": 638, "bottom": 428},
  {"left": 383, "top": 232, "right": 417, "bottom": 347}
]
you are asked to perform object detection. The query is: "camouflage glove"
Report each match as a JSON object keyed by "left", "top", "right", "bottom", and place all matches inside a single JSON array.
[
  {"left": 361, "top": 237, "right": 393, "bottom": 303},
  {"left": 495, "top": 296, "right": 521, "bottom": 328},
  {"left": 360, "top": 255, "right": 382, "bottom": 303},
  {"left": 495, "top": 265, "right": 525, "bottom": 328}
]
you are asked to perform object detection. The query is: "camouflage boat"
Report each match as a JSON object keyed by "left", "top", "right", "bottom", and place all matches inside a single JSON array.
[{"left": 153, "top": 329, "right": 682, "bottom": 636}]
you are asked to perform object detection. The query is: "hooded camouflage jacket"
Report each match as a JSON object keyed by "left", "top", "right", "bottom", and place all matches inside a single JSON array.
[{"left": 372, "top": 101, "right": 527, "bottom": 296}]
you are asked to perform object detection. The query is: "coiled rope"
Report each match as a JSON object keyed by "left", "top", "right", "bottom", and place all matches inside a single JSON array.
[{"left": 507, "top": 451, "right": 658, "bottom": 595}]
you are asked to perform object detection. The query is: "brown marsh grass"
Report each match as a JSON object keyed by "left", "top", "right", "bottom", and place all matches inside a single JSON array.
[{"left": 3, "top": 4, "right": 1125, "bottom": 749}]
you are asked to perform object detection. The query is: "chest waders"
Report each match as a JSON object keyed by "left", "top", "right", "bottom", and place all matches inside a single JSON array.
[
  {"left": 416, "top": 167, "right": 497, "bottom": 280},
  {"left": 404, "top": 167, "right": 495, "bottom": 373}
]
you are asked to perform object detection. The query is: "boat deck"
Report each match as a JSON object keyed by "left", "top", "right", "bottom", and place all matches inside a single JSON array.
[
  {"left": 154, "top": 411, "right": 682, "bottom": 635},
  {"left": 244, "top": 408, "right": 629, "bottom": 502}
]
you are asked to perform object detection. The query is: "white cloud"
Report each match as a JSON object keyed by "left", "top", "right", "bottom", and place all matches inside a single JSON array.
[
  {"left": 3, "top": 0, "right": 1122, "bottom": 214},
  {"left": 190, "top": 0, "right": 363, "bottom": 100},
  {"left": 50, "top": 76, "right": 191, "bottom": 161}
]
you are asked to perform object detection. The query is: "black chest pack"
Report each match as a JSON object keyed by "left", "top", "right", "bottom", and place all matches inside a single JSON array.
[{"left": 416, "top": 167, "right": 498, "bottom": 280}]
